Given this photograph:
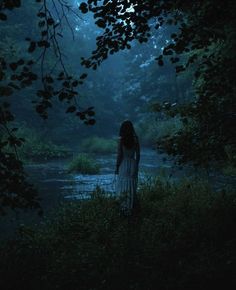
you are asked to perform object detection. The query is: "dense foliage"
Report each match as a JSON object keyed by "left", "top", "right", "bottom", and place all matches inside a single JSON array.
[
  {"left": 79, "top": 0, "right": 236, "bottom": 166},
  {"left": 0, "top": 178, "right": 235, "bottom": 289}
]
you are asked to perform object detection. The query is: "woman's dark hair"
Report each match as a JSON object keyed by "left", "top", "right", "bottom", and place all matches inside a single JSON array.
[{"left": 119, "top": 120, "right": 137, "bottom": 149}]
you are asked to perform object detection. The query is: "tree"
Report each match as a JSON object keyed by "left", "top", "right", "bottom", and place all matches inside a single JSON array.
[
  {"left": 79, "top": 0, "right": 236, "bottom": 166},
  {"left": 0, "top": 0, "right": 95, "bottom": 214}
]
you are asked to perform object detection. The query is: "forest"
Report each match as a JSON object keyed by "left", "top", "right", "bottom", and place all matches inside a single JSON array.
[{"left": 0, "top": 0, "right": 235, "bottom": 289}]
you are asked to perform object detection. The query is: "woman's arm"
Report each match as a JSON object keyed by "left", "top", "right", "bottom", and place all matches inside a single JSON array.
[{"left": 115, "top": 138, "right": 123, "bottom": 174}]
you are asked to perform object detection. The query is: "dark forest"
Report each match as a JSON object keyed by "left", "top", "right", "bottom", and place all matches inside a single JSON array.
[{"left": 0, "top": 0, "right": 235, "bottom": 289}]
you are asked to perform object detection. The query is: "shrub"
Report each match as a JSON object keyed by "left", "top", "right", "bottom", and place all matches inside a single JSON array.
[
  {"left": 79, "top": 136, "right": 117, "bottom": 154},
  {"left": 14, "top": 126, "right": 71, "bottom": 161},
  {"left": 0, "top": 178, "right": 235, "bottom": 290},
  {"left": 135, "top": 117, "right": 182, "bottom": 146},
  {"left": 67, "top": 153, "right": 100, "bottom": 174}
]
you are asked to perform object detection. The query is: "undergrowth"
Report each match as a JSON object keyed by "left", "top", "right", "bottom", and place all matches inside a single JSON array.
[{"left": 0, "top": 178, "right": 235, "bottom": 290}]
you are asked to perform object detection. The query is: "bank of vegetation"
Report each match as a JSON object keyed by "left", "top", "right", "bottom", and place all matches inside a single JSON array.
[{"left": 0, "top": 178, "right": 235, "bottom": 290}]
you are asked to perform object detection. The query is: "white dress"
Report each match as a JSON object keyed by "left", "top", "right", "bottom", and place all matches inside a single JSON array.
[{"left": 116, "top": 137, "right": 140, "bottom": 212}]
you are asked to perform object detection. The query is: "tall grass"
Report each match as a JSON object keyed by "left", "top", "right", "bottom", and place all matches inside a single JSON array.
[
  {"left": 0, "top": 178, "right": 235, "bottom": 290},
  {"left": 67, "top": 153, "right": 100, "bottom": 174}
]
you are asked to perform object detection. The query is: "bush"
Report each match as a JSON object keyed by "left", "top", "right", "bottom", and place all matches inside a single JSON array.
[
  {"left": 135, "top": 117, "right": 182, "bottom": 146},
  {"left": 79, "top": 136, "right": 117, "bottom": 154},
  {"left": 67, "top": 153, "right": 100, "bottom": 174},
  {"left": 0, "top": 178, "right": 235, "bottom": 290},
  {"left": 15, "top": 126, "right": 71, "bottom": 161}
]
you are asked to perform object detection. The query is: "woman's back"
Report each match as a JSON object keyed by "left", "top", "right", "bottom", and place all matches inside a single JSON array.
[{"left": 122, "top": 144, "right": 136, "bottom": 159}]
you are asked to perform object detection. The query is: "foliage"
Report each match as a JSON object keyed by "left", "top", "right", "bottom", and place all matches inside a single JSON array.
[
  {"left": 15, "top": 126, "right": 71, "bottom": 161},
  {"left": 135, "top": 117, "right": 182, "bottom": 146},
  {"left": 79, "top": 0, "right": 236, "bottom": 167},
  {"left": 0, "top": 0, "right": 96, "bottom": 213},
  {"left": 80, "top": 136, "right": 117, "bottom": 154},
  {"left": 0, "top": 178, "right": 235, "bottom": 289},
  {"left": 67, "top": 153, "right": 100, "bottom": 174},
  {"left": 0, "top": 108, "right": 41, "bottom": 216}
]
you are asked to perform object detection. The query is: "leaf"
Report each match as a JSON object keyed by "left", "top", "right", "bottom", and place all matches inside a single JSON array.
[
  {"left": 80, "top": 73, "right": 88, "bottom": 79},
  {"left": 96, "top": 19, "right": 106, "bottom": 28},
  {"left": 88, "top": 119, "right": 96, "bottom": 125},
  {"left": 87, "top": 111, "right": 95, "bottom": 117},
  {"left": 66, "top": 106, "right": 76, "bottom": 113},
  {"left": 28, "top": 42, "right": 36, "bottom": 53},
  {"left": 72, "top": 80, "right": 79, "bottom": 87},
  {"left": 78, "top": 113, "right": 86, "bottom": 120},
  {"left": 79, "top": 3, "right": 88, "bottom": 13},
  {"left": 47, "top": 18, "right": 54, "bottom": 26},
  {"left": 0, "top": 13, "right": 7, "bottom": 21},
  {"left": 38, "top": 40, "right": 50, "bottom": 48},
  {"left": 37, "top": 12, "right": 46, "bottom": 18}
]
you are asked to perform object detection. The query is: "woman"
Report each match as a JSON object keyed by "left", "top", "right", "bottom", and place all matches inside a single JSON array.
[{"left": 115, "top": 120, "right": 140, "bottom": 214}]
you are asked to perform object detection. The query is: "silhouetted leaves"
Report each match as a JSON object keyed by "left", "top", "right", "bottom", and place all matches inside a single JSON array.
[
  {"left": 79, "top": 2, "right": 88, "bottom": 13},
  {"left": 80, "top": 73, "right": 87, "bottom": 79},
  {"left": 66, "top": 106, "right": 76, "bottom": 113},
  {"left": 28, "top": 41, "right": 36, "bottom": 53},
  {"left": 37, "top": 12, "right": 46, "bottom": 18},
  {"left": 0, "top": 13, "right": 7, "bottom": 21},
  {"left": 95, "top": 19, "right": 106, "bottom": 28},
  {"left": 88, "top": 119, "right": 96, "bottom": 125},
  {"left": 37, "top": 40, "right": 50, "bottom": 48},
  {"left": 47, "top": 18, "right": 54, "bottom": 26}
]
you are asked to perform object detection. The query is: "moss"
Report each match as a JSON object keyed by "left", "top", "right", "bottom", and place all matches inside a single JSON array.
[{"left": 67, "top": 153, "right": 100, "bottom": 174}]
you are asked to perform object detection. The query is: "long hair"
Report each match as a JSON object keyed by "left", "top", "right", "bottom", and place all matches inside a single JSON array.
[{"left": 119, "top": 120, "right": 136, "bottom": 149}]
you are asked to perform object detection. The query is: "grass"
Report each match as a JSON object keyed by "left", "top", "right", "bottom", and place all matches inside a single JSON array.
[
  {"left": 79, "top": 136, "right": 117, "bottom": 154},
  {"left": 0, "top": 177, "right": 235, "bottom": 290},
  {"left": 67, "top": 153, "right": 100, "bottom": 174}
]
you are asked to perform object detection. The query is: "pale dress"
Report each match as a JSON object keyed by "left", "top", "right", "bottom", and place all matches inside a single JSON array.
[{"left": 116, "top": 137, "right": 140, "bottom": 212}]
